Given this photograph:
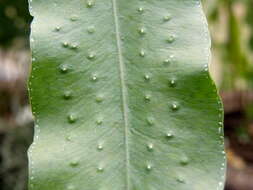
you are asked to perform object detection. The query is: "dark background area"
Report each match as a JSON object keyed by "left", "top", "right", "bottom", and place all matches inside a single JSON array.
[
  {"left": 0, "top": 0, "right": 253, "bottom": 189},
  {"left": 0, "top": 0, "right": 31, "bottom": 47}
]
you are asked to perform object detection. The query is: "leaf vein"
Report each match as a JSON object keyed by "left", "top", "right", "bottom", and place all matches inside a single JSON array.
[{"left": 111, "top": 0, "right": 130, "bottom": 189}]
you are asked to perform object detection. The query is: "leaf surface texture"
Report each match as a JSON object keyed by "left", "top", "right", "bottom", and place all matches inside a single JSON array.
[{"left": 28, "top": 0, "right": 226, "bottom": 189}]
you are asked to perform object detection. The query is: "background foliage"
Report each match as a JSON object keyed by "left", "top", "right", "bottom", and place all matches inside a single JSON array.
[
  {"left": 0, "top": 0, "right": 252, "bottom": 189},
  {"left": 0, "top": 0, "right": 31, "bottom": 47}
]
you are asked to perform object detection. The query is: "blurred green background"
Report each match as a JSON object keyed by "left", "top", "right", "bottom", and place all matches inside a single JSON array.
[{"left": 0, "top": 0, "right": 253, "bottom": 189}]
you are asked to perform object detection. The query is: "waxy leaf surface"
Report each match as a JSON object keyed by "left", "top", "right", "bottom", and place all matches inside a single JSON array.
[{"left": 28, "top": 0, "right": 226, "bottom": 189}]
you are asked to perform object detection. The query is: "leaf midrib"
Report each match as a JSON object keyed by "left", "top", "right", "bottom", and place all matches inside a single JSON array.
[{"left": 111, "top": 0, "right": 130, "bottom": 189}]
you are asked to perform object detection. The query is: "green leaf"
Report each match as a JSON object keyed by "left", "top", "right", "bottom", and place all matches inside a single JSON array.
[{"left": 28, "top": 0, "right": 226, "bottom": 189}]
